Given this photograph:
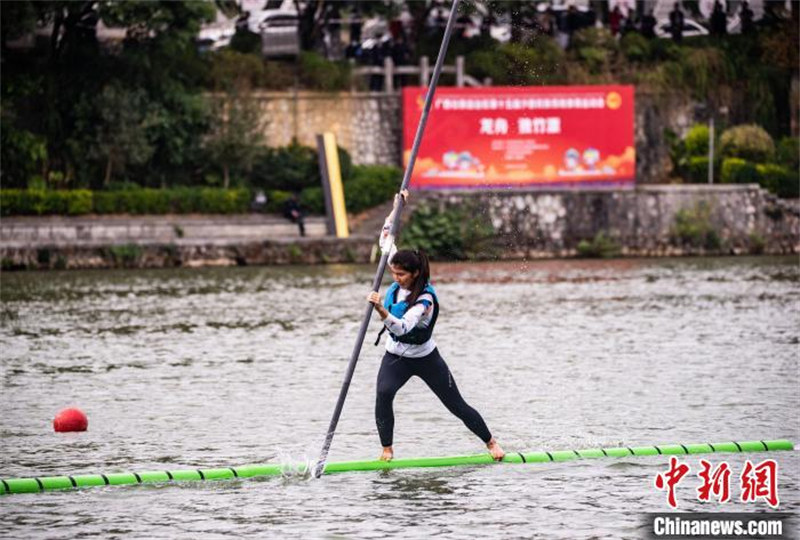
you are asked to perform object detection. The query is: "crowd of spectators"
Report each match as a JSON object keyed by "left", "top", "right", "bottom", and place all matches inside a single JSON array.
[{"left": 337, "top": 0, "right": 783, "bottom": 90}]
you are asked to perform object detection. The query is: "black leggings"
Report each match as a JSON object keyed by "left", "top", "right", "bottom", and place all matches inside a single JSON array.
[{"left": 375, "top": 348, "right": 492, "bottom": 447}]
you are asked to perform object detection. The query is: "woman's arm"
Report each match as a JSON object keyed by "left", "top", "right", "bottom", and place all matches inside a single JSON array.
[
  {"left": 382, "top": 303, "right": 427, "bottom": 336},
  {"left": 367, "top": 292, "right": 433, "bottom": 335},
  {"left": 378, "top": 190, "right": 409, "bottom": 256}
]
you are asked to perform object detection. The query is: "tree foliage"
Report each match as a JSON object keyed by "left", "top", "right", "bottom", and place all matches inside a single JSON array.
[
  {"left": 1, "top": 0, "right": 215, "bottom": 189},
  {"left": 204, "top": 94, "right": 264, "bottom": 188}
]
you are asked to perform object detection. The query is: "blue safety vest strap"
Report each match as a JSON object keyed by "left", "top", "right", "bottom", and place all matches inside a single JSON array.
[{"left": 374, "top": 283, "right": 439, "bottom": 346}]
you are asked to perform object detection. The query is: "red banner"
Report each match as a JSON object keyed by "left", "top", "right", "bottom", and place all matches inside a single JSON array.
[{"left": 403, "top": 85, "right": 635, "bottom": 189}]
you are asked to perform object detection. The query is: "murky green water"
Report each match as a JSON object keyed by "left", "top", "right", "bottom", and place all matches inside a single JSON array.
[{"left": 1, "top": 257, "right": 798, "bottom": 539}]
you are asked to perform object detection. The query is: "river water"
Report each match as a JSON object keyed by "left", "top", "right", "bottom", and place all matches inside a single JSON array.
[{"left": 1, "top": 256, "right": 798, "bottom": 539}]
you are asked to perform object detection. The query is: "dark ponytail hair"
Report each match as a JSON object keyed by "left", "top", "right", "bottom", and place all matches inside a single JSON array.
[{"left": 389, "top": 249, "right": 430, "bottom": 306}]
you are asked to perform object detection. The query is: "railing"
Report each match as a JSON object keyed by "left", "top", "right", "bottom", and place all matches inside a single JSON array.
[{"left": 352, "top": 55, "right": 490, "bottom": 92}]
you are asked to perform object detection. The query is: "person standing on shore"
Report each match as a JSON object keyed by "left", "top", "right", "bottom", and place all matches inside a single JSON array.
[
  {"left": 669, "top": 2, "right": 685, "bottom": 42},
  {"left": 283, "top": 192, "right": 305, "bottom": 237}
]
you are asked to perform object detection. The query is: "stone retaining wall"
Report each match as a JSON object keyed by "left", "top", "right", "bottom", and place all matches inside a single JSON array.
[
  {"left": 416, "top": 184, "right": 799, "bottom": 258},
  {"left": 1, "top": 237, "right": 376, "bottom": 271},
  {"left": 1, "top": 215, "right": 327, "bottom": 248},
  {"left": 252, "top": 91, "right": 401, "bottom": 166},
  {"left": 2, "top": 185, "right": 797, "bottom": 270}
]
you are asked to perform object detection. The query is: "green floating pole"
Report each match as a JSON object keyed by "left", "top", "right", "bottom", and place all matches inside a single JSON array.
[{"left": 1, "top": 439, "right": 792, "bottom": 495}]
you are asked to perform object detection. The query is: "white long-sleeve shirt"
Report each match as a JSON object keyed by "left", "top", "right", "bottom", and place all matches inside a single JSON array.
[
  {"left": 379, "top": 204, "right": 398, "bottom": 260},
  {"left": 378, "top": 203, "right": 436, "bottom": 358},
  {"left": 382, "top": 287, "right": 437, "bottom": 358}
]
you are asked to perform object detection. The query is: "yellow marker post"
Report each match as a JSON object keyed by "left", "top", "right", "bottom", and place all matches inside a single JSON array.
[{"left": 316, "top": 132, "right": 349, "bottom": 238}]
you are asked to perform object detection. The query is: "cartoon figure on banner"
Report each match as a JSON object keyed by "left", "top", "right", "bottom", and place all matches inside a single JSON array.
[
  {"left": 424, "top": 150, "right": 484, "bottom": 178},
  {"left": 583, "top": 148, "right": 617, "bottom": 176},
  {"left": 583, "top": 148, "right": 600, "bottom": 171},
  {"left": 560, "top": 148, "right": 582, "bottom": 175}
]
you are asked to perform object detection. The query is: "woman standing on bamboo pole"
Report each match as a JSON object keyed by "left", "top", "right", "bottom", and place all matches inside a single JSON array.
[{"left": 367, "top": 191, "right": 505, "bottom": 462}]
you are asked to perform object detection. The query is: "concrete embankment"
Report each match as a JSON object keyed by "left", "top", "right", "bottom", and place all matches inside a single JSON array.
[
  {"left": 1, "top": 185, "right": 797, "bottom": 270},
  {"left": 0, "top": 215, "right": 376, "bottom": 270}
]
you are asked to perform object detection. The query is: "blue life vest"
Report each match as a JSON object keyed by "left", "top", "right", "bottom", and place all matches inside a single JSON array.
[{"left": 378, "top": 282, "right": 439, "bottom": 345}]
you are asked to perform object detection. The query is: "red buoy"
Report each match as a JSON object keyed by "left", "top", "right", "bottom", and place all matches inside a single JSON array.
[{"left": 53, "top": 408, "right": 88, "bottom": 432}]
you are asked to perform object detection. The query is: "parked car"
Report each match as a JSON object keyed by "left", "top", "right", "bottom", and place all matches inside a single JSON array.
[
  {"left": 259, "top": 11, "right": 300, "bottom": 57},
  {"left": 197, "top": 20, "right": 236, "bottom": 51},
  {"left": 655, "top": 18, "right": 710, "bottom": 38}
]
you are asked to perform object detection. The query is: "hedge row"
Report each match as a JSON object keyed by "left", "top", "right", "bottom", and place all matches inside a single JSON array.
[
  {"left": 0, "top": 188, "right": 251, "bottom": 216},
  {"left": 686, "top": 157, "right": 798, "bottom": 198},
  {"left": 265, "top": 164, "right": 402, "bottom": 216},
  {"left": 0, "top": 166, "right": 403, "bottom": 216}
]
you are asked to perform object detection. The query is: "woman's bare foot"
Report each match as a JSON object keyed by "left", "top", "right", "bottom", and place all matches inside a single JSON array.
[
  {"left": 487, "top": 438, "right": 505, "bottom": 461},
  {"left": 379, "top": 446, "right": 394, "bottom": 461}
]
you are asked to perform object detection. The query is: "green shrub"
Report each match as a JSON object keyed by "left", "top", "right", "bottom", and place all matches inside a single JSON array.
[
  {"left": 0, "top": 189, "right": 80, "bottom": 215},
  {"left": 300, "top": 186, "right": 325, "bottom": 215},
  {"left": 576, "top": 231, "right": 621, "bottom": 258},
  {"left": 401, "top": 202, "right": 495, "bottom": 260},
  {"left": 719, "top": 124, "right": 775, "bottom": 163},
  {"left": 93, "top": 191, "right": 120, "bottom": 214},
  {"left": 344, "top": 165, "right": 401, "bottom": 214},
  {"left": 757, "top": 163, "right": 799, "bottom": 199},
  {"left": 687, "top": 156, "right": 711, "bottom": 183},
  {"left": 66, "top": 190, "right": 93, "bottom": 215},
  {"left": 776, "top": 137, "right": 799, "bottom": 172},
  {"left": 571, "top": 27, "right": 618, "bottom": 53},
  {"left": 680, "top": 48, "right": 733, "bottom": 100},
  {"left": 261, "top": 61, "right": 297, "bottom": 90},
  {"left": 207, "top": 49, "right": 266, "bottom": 91},
  {"left": 266, "top": 189, "right": 292, "bottom": 214},
  {"left": 570, "top": 27, "right": 619, "bottom": 75},
  {"left": 298, "top": 52, "right": 351, "bottom": 91},
  {"left": 685, "top": 124, "right": 710, "bottom": 157},
  {"left": 468, "top": 41, "right": 566, "bottom": 85},
  {"left": 1, "top": 188, "right": 252, "bottom": 215},
  {"left": 620, "top": 32, "right": 650, "bottom": 62},
  {"left": 577, "top": 47, "right": 608, "bottom": 74},
  {"left": 721, "top": 158, "right": 758, "bottom": 184},
  {"left": 649, "top": 39, "right": 682, "bottom": 62},
  {"left": 268, "top": 164, "right": 401, "bottom": 216},
  {"left": 665, "top": 128, "right": 688, "bottom": 178},
  {"left": 251, "top": 142, "right": 320, "bottom": 192},
  {"left": 671, "top": 201, "right": 721, "bottom": 250},
  {"left": 0, "top": 190, "right": 21, "bottom": 216}
]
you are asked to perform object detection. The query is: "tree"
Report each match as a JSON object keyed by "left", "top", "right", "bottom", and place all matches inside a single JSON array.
[
  {"left": 0, "top": 108, "right": 48, "bottom": 188},
  {"left": 86, "top": 84, "right": 155, "bottom": 187},
  {"left": 204, "top": 94, "right": 264, "bottom": 188},
  {"left": 1, "top": 1, "right": 218, "bottom": 188}
]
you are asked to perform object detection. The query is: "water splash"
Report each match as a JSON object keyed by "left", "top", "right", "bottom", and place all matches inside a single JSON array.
[{"left": 273, "top": 447, "right": 315, "bottom": 480}]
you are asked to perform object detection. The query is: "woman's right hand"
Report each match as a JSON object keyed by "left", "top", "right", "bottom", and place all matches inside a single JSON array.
[{"left": 367, "top": 291, "right": 388, "bottom": 319}]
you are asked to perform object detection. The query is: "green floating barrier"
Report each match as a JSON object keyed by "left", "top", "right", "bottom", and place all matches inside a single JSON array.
[{"left": 1, "top": 439, "right": 793, "bottom": 495}]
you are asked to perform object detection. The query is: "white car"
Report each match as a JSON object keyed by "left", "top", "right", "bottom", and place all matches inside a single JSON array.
[
  {"left": 259, "top": 11, "right": 300, "bottom": 57},
  {"left": 655, "top": 18, "right": 710, "bottom": 38},
  {"left": 197, "top": 23, "right": 236, "bottom": 51}
]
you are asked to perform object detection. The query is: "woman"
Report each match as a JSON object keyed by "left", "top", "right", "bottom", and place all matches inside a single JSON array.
[{"left": 367, "top": 191, "right": 505, "bottom": 462}]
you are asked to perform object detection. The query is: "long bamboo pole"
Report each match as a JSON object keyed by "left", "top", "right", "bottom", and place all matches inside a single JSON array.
[{"left": 2, "top": 440, "right": 792, "bottom": 494}]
